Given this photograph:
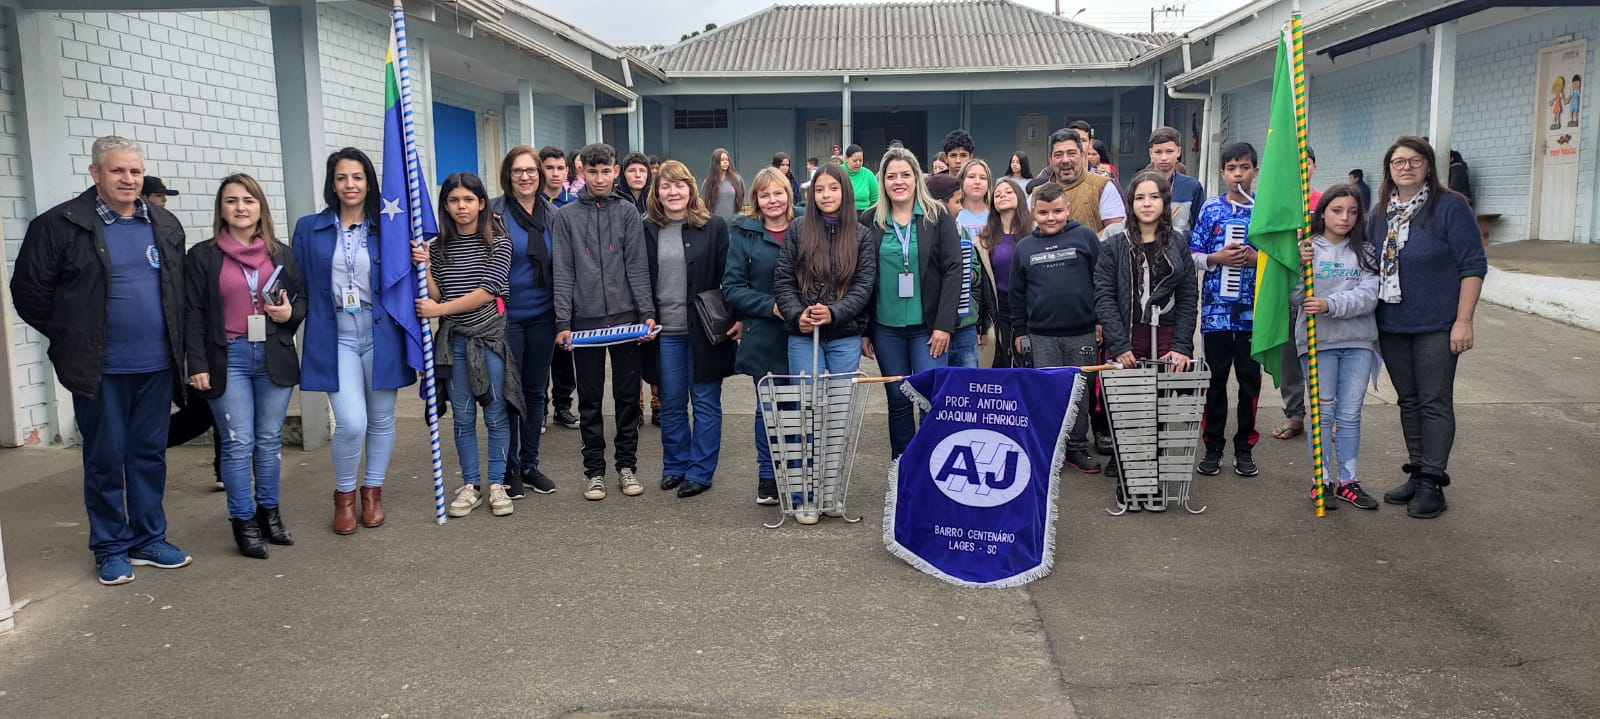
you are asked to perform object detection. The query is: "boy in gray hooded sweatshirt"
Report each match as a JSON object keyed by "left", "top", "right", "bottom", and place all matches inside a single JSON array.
[
  {"left": 552, "top": 143, "right": 658, "bottom": 501},
  {"left": 1291, "top": 185, "right": 1380, "bottom": 510}
]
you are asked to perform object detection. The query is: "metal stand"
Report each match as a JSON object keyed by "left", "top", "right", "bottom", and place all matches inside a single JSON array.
[
  {"left": 755, "top": 332, "right": 869, "bottom": 528},
  {"left": 1102, "top": 357, "right": 1210, "bottom": 516}
]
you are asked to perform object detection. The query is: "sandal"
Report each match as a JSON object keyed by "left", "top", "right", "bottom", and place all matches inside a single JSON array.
[{"left": 1272, "top": 422, "right": 1304, "bottom": 440}]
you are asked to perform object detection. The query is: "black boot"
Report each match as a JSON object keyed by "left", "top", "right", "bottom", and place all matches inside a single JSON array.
[
  {"left": 1407, "top": 472, "right": 1449, "bottom": 519},
  {"left": 1383, "top": 463, "right": 1421, "bottom": 505},
  {"left": 255, "top": 505, "right": 294, "bottom": 546},
  {"left": 231, "top": 517, "right": 269, "bottom": 559}
]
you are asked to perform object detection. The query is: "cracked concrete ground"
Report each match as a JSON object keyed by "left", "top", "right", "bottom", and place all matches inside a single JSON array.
[{"left": 0, "top": 303, "right": 1595, "bottom": 718}]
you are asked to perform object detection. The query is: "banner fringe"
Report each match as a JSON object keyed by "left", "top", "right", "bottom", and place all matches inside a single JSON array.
[{"left": 882, "top": 371, "right": 1085, "bottom": 589}]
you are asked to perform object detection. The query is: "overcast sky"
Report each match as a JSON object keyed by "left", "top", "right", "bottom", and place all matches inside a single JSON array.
[{"left": 544, "top": 0, "right": 1251, "bottom": 47}]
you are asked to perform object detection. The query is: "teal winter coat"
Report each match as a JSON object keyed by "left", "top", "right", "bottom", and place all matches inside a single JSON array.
[{"left": 723, "top": 215, "right": 789, "bottom": 379}]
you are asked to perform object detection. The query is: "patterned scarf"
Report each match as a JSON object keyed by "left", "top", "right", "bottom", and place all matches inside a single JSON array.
[{"left": 1379, "top": 185, "right": 1428, "bottom": 303}]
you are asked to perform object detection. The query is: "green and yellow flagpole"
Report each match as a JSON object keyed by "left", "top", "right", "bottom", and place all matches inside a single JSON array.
[{"left": 1288, "top": 11, "right": 1328, "bottom": 517}]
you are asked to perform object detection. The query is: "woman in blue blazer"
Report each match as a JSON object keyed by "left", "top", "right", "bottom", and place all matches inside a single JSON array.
[{"left": 291, "top": 148, "right": 417, "bottom": 535}]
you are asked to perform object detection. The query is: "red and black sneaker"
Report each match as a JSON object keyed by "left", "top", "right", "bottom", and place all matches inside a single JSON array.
[
  {"left": 1309, "top": 483, "right": 1339, "bottom": 510},
  {"left": 1334, "top": 481, "right": 1380, "bottom": 510}
]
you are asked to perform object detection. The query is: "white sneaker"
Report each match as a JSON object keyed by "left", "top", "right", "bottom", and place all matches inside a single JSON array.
[
  {"left": 618, "top": 468, "right": 644, "bottom": 496},
  {"left": 796, "top": 509, "right": 820, "bottom": 525},
  {"left": 488, "top": 483, "right": 513, "bottom": 516},
  {"left": 448, "top": 484, "right": 482, "bottom": 517},
  {"left": 584, "top": 476, "right": 607, "bottom": 501}
]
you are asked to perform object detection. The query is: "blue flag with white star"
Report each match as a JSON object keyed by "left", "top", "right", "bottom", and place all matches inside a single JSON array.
[{"left": 379, "top": 19, "right": 436, "bottom": 373}]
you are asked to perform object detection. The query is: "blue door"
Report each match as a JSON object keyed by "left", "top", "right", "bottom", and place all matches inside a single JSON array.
[{"left": 433, "top": 102, "right": 478, "bottom": 184}]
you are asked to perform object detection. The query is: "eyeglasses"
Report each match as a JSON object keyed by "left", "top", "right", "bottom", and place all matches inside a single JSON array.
[
  {"left": 509, "top": 168, "right": 539, "bottom": 177},
  {"left": 1388, "top": 157, "right": 1427, "bottom": 169}
]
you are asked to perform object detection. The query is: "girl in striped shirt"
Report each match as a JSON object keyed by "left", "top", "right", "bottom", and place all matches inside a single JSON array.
[{"left": 413, "top": 172, "right": 522, "bottom": 519}]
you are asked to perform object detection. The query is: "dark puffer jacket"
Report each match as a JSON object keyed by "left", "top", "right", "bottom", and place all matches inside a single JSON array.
[{"left": 773, "top": 216, "right": 876, "bottom": 342}]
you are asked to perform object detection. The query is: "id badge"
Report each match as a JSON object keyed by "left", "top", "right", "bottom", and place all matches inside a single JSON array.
[
  {"left": 246, "top": 314, "right": 267, "bottom": 342},
  {"left": 342, "top": 287, "right": 361, "bottom": 313},
  {"left": 898, "top": 272, "right": 915, "bottom": 298}
]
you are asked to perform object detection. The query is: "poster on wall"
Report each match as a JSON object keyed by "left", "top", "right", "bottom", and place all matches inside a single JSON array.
[{"left": 1544, "top": 41, "right": 1584, "bottom": 158}]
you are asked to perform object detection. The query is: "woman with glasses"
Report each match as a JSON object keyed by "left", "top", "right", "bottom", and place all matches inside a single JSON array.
[{"left": 1367, "top": 136, "right": 1486, "bottom": 519}]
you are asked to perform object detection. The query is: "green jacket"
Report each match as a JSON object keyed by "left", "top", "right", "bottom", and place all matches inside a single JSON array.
[
  {"left": 723, "top": 215, "right": 789, "bottom": 378},
  {"left": 848, "top": 166, "right": 879, "bottom": 211}
]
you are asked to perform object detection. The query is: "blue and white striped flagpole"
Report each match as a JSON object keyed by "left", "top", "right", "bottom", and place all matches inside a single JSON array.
[{"left": 392, "top": 0, "right": 446, "bottom": 525}]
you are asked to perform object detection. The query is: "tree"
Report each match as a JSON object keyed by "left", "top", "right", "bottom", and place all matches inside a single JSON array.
[{"left": 680, "top": 22, "right": 718, "bottom": 41}]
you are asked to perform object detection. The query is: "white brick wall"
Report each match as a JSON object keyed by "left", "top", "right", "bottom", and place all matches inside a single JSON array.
[
  {"left": 317, "top": 4, "right": 387, "bottom": 165},
  {"left": 1223, "top": 9, "right": 1598, "bottom": 243},
  {"left": 56, "top": 10, "right": 284, "bottom": 238},
  {"left": 0, "top": 14, "right": 26, "bottom": 265}
]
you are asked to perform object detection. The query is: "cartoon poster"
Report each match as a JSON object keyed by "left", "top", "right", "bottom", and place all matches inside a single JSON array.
[{"left": 1544, "top": 41, "right": 1585, "bottom": 159}]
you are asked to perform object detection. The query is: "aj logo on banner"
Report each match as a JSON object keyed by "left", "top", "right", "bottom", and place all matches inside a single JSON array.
[{"left": 884, "top": 366, "right": 1085, "bottom": 588}]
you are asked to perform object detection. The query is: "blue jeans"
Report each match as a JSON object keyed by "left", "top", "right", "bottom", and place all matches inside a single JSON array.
[
  {"left": 948, "top": 325, "right": 980, "bottom": 368},
  {"left": 74, "top": 370, "right": 173, "bottom": 558},
  {"left": 506, "top": 311, "right": 556, "bottom": 476},
  {"left": 873, "top": 323, "right": 950, "bottom": 457},
  {"left": 786, "top": 334, "right": 862, "bottom": 376},
  {"left": 658, "top": 335, "right": 724, "bottom": 486},
  {"left": 753, "top": 378, "right": 774, "bottom": 480},
  {"left": 449, "top": 334, "right": 510, "bottom": 485},
  {"left": 208, "top": 339, "right": 295, "bottom": 519},
  {"left": 1300, "top": 347, "right": 1374, "bottom": 486},
  {"left": 330, "top": 310, "right": 398, "bottom": 492}
]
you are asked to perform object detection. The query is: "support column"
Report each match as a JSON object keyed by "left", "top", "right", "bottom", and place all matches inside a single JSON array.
[
  {"left": 1428, "top": 20, "right": 1458, "bottom": 169},
  {"left": 1151, "top": 65, "right": 1166, "bottom": 131},
  {"left": 518, "top": 79, "right": 536, "bottom": 146},
  {"left": 841, "top": 76, "right": 853, "bottom": 150},
  {"left": 628, "top": 102, "right": 644, "bottom": 154},
  {"left": 658, "top": 96, "right": 672, "bottom": 158},
  {"left": 583, "top": 102, "right": 599, "bottom": 144},
  {"left": 15, "top": 9, "right": 78, "bottom": 446},
  {"left": 270, "top": 1, "right": 331, "bottom": 450},
  {"left": 958, "top": 91, "right": 971, "bottom": 131},
  {"left": 1111, "top": 90, "right": 1123, "bottom": 167},
  {"left": 412, "top": 37, "right": 437, "bottom": 186}
]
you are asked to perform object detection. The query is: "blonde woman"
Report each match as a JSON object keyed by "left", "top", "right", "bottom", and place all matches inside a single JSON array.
[
  {"left": 723, "top": 167, "right": 795, "bottom": 505},
  {"left": 857, "top": 147, "right": 962, "bottom": 459}
]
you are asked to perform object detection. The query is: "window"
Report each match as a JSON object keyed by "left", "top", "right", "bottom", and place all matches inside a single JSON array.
[{"left": 674, "top": 108, "right": 728, "bottom": 129}]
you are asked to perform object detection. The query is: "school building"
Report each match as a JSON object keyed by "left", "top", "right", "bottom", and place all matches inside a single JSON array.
[{"left": 0, "top": 0, "right": 1594, "bottom": 450}]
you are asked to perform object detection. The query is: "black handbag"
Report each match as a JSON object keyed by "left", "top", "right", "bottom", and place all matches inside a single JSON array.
[{"left": 694, "top": 288, "right": 735, "bottom": 345}]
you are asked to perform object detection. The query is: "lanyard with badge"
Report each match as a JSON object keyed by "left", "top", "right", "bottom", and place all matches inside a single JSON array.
[
  {"left": 341, "top": 224, "right": 364, "bottom": 313},
  {"left": 892, "top": 219, "right": 915, "bottom": 298},
  {"left": 238, "top": 260, "right": 274, "bottom": 342}
]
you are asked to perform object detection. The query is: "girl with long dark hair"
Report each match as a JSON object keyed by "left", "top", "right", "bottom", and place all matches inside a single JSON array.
[
  {"left": 702, "top": 148, "right": 746, "bottom": 220},
  {"left": 1094, "top": 171, "right": 1198, "bottom": 508},
  {"left": 1291, "top": 184, "right": 1381, "bottom": 510},
  {"left": 773, "top": 163, "right": 876, "bottom": 376},
  {"left": 1367, "top": 136, "right": 1486, "bottom": 518},
  {"left": 185, "top": 174, "right": 306, "bottom": 557},
  {"left": 414, "top": 172, "right": 521, "bottom": 520},
  {"left": 978, "top": 177, "right": 1034, "bottom": 368},
  {"left": 292, "top": 148, "right": 415, "bottom": 535},
  {"left": 1005, "top": 151, "right": 1032, "bottom": 181},
  {"left": 772, "top": 152, "right": 802, "bottom": 207}
]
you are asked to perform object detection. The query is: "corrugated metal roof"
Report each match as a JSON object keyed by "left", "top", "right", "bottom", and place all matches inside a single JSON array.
[
  {"left": 645, "top": 0, "right": 1156, "bottom": 75},
  {"left": 1126, "top": 31, "right": 1178, "bottom": 46}
]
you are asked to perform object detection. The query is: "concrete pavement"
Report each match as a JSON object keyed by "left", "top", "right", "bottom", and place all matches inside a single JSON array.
[{"left": 0, "top": 302, "right": 1596, "bottom": 718}]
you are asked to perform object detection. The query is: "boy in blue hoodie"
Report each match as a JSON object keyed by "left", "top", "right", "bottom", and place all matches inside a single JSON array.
[
  {"left": 1010, "top": 182, "right": 1102, "bottom": 474},
  {"left": 1189, "top": 142, "right": 1262, "bottom": 477}
]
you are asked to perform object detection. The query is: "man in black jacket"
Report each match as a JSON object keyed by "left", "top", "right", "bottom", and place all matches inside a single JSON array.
[{"left": 10, "top": 136, "right": 192, "bottom": 586}]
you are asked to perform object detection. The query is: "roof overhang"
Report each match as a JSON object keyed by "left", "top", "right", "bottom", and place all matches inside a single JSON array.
[
  {"left": 1319, "top": 0, "right": 1600, "bottom": 60},
  {"left": 1166, "top": 0, "right": 1395, "bottom": 90}
]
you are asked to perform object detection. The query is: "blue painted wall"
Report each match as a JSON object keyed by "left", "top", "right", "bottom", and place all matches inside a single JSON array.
[{"left": 432, "top": 102, "right": 479, "bottom": 185}]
